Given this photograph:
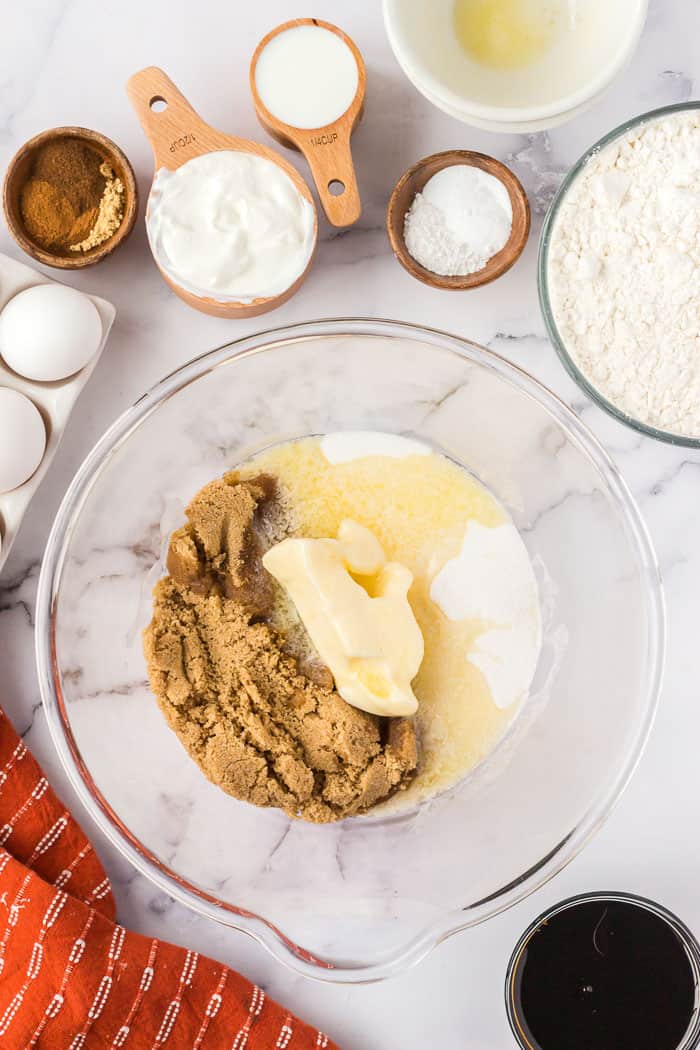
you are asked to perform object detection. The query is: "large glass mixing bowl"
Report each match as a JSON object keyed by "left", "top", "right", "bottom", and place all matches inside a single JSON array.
[{"left": 36, "top": 320, "right": 664, "bottom": 983}]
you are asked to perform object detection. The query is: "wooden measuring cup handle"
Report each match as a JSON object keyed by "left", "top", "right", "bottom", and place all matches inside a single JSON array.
[
  {"left": 298, "top": 132, "right": 361, "bottom": 227},
  {"left": 126, "top": 66, "right": 205, "bottom": 170}
]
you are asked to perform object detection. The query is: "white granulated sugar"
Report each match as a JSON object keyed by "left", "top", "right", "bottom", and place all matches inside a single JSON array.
[
  {"left": 404, "top": 165, "right": 513, "bottom": 277},
  {"left": 548, "top": 110, "right": 700, "bottom": 437}
]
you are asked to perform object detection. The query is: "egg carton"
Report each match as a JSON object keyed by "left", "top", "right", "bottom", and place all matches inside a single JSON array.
[{"left": 0, "top": 252, "right": 115, "bottom": 575}]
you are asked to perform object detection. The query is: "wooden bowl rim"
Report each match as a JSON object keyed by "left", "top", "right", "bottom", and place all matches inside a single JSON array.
[
  {"left": 386, "top": 149, "right": 531, "bottom": 290},
  {"left": 2, "top": 125, "right": 138, "bottom": 270},
  {"left": 249, "top": 18, "right": 366, "bottom": 137}
]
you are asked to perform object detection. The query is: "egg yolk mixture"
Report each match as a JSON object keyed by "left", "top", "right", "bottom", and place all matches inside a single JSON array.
[{"left": 453, "top": 0, "right": 560, "bottom": 70}]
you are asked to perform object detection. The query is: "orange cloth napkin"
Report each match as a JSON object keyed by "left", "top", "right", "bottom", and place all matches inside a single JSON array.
[{"left": 0, "top": 707, "right": 337, "bottom": 1048}]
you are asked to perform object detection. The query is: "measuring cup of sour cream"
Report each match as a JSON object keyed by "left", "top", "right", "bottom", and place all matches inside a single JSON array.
[{"left": 383, "top": 0, "right": 648, "bottom": 132}]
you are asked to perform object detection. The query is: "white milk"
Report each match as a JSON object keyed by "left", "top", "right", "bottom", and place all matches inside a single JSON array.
[{"left": 254, "top": 24, "right": 359, "bottom": 130}]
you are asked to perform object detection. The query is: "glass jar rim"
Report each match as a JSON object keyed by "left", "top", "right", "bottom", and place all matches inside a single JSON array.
[
  {"left": 505, "top": 890, "right": 700, "bottom": 1050},
  {"left": 538, "top": 101, "right": 700, "bottom": 449}
]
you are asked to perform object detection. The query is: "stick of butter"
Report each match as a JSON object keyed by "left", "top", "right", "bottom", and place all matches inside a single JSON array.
[{"left": 262, "top": 519, "right": 424, "bottom": 717}]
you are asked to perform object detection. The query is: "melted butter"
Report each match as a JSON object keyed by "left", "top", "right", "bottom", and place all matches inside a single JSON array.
[
  {"left": 241, "top": 437, "right": 518, "bottom": 807},
  {"left": 453, "top": 0, "right": 561, "bottom": 70}
]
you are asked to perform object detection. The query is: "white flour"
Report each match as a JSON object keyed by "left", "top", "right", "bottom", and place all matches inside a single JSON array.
[
  {"left": 404, "top": 165, "right": 513, "bottom": 276},
  {"left": 548, "top": 110, "right": 700, "bottom": 437}
]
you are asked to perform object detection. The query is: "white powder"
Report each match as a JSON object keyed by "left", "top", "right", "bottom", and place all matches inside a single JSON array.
[
  {"left": 404, "top": 165, "right": 513, "bottom": 277},
  {"left": 548, "top": 110, "right": 700, "bottom": 437},
  {"left": 430, "top": 521, "right": 542, "bottom": 710}
]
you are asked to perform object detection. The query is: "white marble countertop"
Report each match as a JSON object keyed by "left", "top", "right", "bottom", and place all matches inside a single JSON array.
[{"left": 1, "top": 1, "right": 698, "bottom": 1045}]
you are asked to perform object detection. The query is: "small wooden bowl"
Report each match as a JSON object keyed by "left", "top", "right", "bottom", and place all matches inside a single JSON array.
[
  {"left": 387, "top": 150, "right": 530, "bottom": 290},
  {"left": 2, "top": 126, "right": 138, "bottom": 270}
]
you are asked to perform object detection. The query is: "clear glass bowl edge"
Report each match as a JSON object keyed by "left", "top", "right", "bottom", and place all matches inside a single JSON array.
[{"left": 34, "top": 318, "right": 666, "bottom": 983}]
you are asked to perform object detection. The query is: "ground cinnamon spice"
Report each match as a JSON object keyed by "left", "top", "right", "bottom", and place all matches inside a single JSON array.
[{"left": 19, "top": 138, "right": 124, "bottom": 253}]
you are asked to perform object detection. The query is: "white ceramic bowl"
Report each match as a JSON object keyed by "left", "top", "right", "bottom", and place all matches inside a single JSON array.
[{"left": 383, "top": 0, "right": 649, "bottom": 132}]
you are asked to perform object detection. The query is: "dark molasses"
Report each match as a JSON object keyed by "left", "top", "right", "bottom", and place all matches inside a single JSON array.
[{"left": 509, "top": 895, "right": 698, "bottom": 1050}]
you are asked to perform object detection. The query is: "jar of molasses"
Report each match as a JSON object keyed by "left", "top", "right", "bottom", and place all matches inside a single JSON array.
[{"left": 506, "top": 892, "right": 700, "bottom": 1050}]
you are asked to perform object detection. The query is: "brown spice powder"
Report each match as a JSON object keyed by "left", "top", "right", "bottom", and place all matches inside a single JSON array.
[
  {"left": 19, "top": 138, "right": 124, "bottom": 253},
  {"left": 19, "top": 180, "right": 75, "bottom": 248}
]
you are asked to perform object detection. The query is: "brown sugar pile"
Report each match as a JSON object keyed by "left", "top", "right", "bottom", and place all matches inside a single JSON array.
[{"left": 143, "top": 471, "right": 418, "bottom": 823}]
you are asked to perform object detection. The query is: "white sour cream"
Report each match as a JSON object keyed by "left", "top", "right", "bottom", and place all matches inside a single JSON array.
[
  {"left": 430, "top": 521, "right": 542, "bottom": 709},
  {"left": 320, "top": 431, "right": 431, "bottom": 464},
  {"left": 146, "top": 151, "right": 316, "bottom": 303},
  {"left": 254, "top": 24, "right": 359, "bottom": 130}
]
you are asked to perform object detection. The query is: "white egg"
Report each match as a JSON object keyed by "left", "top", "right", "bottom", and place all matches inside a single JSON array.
[
  {"left": 0, "top": 284, "right": 102, "bottom": 382},
  {"left": 0, "top": 388, "right": 46, "bottom": 492}
]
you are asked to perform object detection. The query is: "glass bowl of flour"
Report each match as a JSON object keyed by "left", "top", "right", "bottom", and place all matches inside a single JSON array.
[
  {"left": 36, "top": 320, "right": 664, "bottom": 981},
  {"left": 540, "top": 102, "right": 700, "bottom": 446}
]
